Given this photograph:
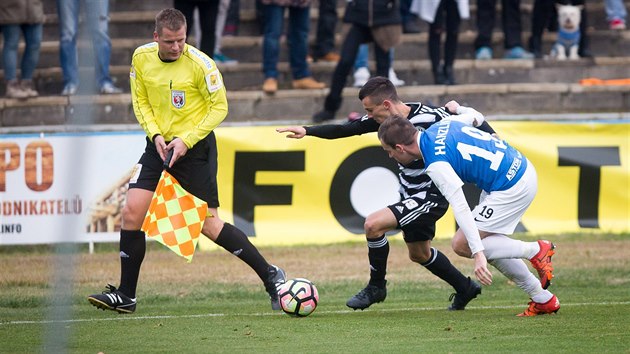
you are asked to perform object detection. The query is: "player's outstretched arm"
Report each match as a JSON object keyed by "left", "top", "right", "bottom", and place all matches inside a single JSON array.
[
  {"left": 443, "top": 100, "right": 485, "bottom": 127},
  {"left": 444, "top": 100, "right": 461, "bottom": 114},
  {"left": 444, "top": 100, "right": 498, "bottom": 137},
  {"left": 276, "top": 126, "right": 307, "bottom": 139},
  {"left": 279, "top": 119, "right": 373, "bottom": 140}
]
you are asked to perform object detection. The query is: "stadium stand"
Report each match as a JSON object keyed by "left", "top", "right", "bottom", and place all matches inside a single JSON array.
[{"left": 0, "top": 0, "right": 628, "bottom": 126}]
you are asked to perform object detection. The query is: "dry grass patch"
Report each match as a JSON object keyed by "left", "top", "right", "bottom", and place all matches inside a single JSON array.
[{"left": 2, "top": 235, "right": 628, "bottom": 295}]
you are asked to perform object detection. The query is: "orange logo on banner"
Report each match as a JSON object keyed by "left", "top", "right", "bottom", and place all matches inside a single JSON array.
[{"left": 141, "top": 171, "right": 207, "bottom": 262}]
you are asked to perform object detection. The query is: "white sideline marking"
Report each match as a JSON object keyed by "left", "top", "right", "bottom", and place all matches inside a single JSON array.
[{"left": 2, "top": 301, "right": 629, "bottom": 326}]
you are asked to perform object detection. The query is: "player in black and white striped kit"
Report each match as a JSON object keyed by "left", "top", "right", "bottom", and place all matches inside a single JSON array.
[{"left": 278, "top": 77, "right": 496, "bottom": 310}]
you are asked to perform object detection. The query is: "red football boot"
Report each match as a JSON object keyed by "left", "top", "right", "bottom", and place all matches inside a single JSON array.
[
  {"left": 517, "top": 295, "right": 560, "bottom": 317},
  {"left": 530, "top": 240, "right": 555, "bottom": 289}
]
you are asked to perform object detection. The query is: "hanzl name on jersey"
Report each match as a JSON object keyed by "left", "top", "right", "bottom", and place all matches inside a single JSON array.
[
  {"left": 433, "top": 119, "right": 451, "bottom": 156},
  {"left": 506, "top": 151, "right": 523, "bottom": 181}
]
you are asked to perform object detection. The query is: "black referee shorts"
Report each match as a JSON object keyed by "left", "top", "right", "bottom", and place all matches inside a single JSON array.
[
  {"left": 387, "top": 192, "right": 449, "bottom": 242},
  {"left": 128, "top": 132, "right": 219, "bottom": 207}
]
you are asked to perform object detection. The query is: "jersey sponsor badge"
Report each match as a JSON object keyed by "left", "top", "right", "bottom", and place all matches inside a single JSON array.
[
  {"left": 171, "top": 90, "right": 185, "bottom": 108},
  {"left": 206, "top": 71, "right": 223, "bottom": 92}
]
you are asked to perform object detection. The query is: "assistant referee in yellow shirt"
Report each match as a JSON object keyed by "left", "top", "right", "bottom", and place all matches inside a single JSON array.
[{"left": 88, "top": 8, "right": 286, "bottom": 314}]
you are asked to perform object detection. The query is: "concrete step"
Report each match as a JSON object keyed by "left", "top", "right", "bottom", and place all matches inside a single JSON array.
[
  {"left": 15, "top": 28, "right": 630, "bottom": 70},
  {"left": 41, "top": 0, "right": 172, "bottom": 14},
  {"left": 217, "top": 29, "right": 630, "bottom": 63},
  {"left": 7, "top": 56, "right": 629, "bottom": 96},
  {"left": 218, "top": 56, "right": 630, "bottom": 90},
  {"left": 41, "top": 0, "right": 612, "bottom": 13},
  {"left": 1, "top": 82, "right": 628, "bottom": 128},
  {"left": 191, "top": 1, "right": 630, "bottom": 37},
  {"left": 5, "top": 31, "right": 625, "bottom": 95},
  {"left": 38, "top": 1, "right": 625, "bottom": 40}
]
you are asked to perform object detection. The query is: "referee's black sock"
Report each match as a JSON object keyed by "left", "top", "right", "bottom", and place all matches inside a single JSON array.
[
  {"left": 367, "top": 235, "right": 389, "bottom": 289},
  {"left": 215, "top": 223, "right": 270, "bottom": 281},
  {"left": 118, "top": 229, "right": 146, "bottom": 298},
  {"left": 421, "top": 247, "right": 469, "bottom": 293}
]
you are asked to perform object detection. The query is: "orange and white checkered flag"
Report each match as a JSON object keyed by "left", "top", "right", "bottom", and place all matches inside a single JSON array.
[{"left": 141, "top": 170, "right": 207, "bottom": 262}]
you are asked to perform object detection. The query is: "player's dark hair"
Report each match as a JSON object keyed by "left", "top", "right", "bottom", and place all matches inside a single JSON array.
[
  {"left": 155, "top": 8, "right": 186, "bottom": 35},
  {"left": 378, "top": 115, "right": 417, "bottom": 148},
  {"left": 358, "top": 76, "right": 400, "bottom": 105}
]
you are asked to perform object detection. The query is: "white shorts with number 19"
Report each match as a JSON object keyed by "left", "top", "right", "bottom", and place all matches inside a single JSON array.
[{"left": 472, "top": 160, "right": 538, "bottom": 235}]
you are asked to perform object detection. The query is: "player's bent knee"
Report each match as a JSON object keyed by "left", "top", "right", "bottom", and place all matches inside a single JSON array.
[
  {"left": 364, "top": 209, "right": 396, "bottom": 238},
  {"left": 453, "top": 246, "right": 470, "bottom": 258},
  {"left": 407, "top": 244, "right": 432, "bottom": 264},
  {"left": 364, "top": 219, "right": 383, "bottom": 238},
  {"left": 452, "top": 237, "right": 471, "bottom": 257},
  {"left": 408, "top": 253, "right": 430, "bottom": 264}
]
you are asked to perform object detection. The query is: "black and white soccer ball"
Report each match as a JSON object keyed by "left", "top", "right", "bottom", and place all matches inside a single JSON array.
[{"left": 278, "top": 278, "right": 319, "bottom": 317}]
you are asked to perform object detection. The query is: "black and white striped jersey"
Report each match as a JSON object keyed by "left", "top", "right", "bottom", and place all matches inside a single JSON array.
[{"left": 304, "top": 102, "right": 496, "bottom": 200}]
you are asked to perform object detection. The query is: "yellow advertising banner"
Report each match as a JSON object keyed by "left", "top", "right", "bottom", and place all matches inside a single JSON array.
[
  {"left": 492, "top": 121, "right": 629, "bottom": 233},
  {"left": 1, "top": 121, "right": 627, "bottom": 247},
  {"left": 211, "top": 121, "right": 629, "bottom": 247}
]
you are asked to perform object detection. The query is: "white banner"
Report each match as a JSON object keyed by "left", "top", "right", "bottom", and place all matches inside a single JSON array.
[{"left": 0, "top": 131, "right": 146, "bottom": 245}]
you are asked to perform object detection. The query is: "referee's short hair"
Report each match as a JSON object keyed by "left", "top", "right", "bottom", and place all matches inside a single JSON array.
[{"left": 155, "top": 8, "right": 187, "bottom": 35}]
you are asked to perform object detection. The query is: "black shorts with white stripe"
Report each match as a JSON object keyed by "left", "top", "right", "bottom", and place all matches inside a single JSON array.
[{"left": 387, "top": 193, "right": 449, "bottom": 242}]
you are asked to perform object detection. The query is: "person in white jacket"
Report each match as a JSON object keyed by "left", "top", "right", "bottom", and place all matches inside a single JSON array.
[{"left": 411, "top": 0, "right": 469, "bottom": 84}]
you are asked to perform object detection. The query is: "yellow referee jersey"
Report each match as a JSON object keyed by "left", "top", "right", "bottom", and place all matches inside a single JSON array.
[{"left": 130, "top": 42, "right": 228, "bottom": 148}]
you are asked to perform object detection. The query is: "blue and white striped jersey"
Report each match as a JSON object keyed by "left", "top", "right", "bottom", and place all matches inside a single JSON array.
[{"left": 420, "top": 119, "right": 527, "bottom": 193}]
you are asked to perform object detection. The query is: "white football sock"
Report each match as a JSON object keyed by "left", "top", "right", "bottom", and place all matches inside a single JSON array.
[
  {"left": 489, "top": 258, "right": 552, "bottom": 303},
  {"left": 482, "top": 234, "right": 540, "bottom": 260}
]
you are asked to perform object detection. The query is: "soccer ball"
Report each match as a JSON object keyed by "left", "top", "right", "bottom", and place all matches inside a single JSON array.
[{"left": 278, "top": 278, "right": 319, "bottom": 317}]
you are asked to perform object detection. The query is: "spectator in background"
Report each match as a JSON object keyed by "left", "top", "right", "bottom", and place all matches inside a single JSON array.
[
  {"left": 261, "top": 0, "right": 325, "bottom": 94},
  {"left": 413, "top": 0, "right": 468, "bottom": 85},
  {"left": 214, "top": 0, "right": 238, "bottom": 64},
  {"left": 605, "top": 0, "right": 626, "bottom": 30},
  {"left": 528, "top": 0, "right": 592, "bottom": 59},
  {"left": 353, "top": 0, "right": 424, "bottom": 89},
  {"left": 474, "top": 0, "right": 534, "bottom": 60},
  {"left": 223, "top": 0, "right": 239, "bottom": 35},
  {"left": 174, "top": 0, "right": 220, "bottom": 58},
  {"left": 57, "top": 0, "right": 122, "bottom": 95},
  {"left": 255, "top": 0, "right": 265, "bottom": 34},
  {"left": 528, "top": 0, "right": 554, "bottom": 58},
  {"left": 352, "top": 44, "right": 405, "bottom": 87},
  {"left": 312, "top": 0, "right": 402, "bottom": 122},
  {"left": 311, "top": 0, "right": 340, "bottom": 62},
  {"left": 400, "top": 0, "right": 421, "bottom": 33},
  {"left": 1, "top": 0, "right": 44, "bottom": 99}
]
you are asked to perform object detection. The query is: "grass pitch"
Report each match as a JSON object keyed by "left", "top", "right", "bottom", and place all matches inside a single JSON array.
[{"left": 1, "top": 233, "right": 629, "bottom": 353}]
